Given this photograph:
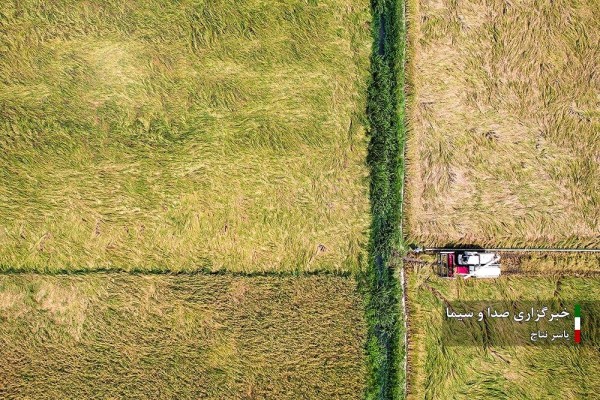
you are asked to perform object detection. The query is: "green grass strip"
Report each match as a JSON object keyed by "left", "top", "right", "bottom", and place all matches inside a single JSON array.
[{"left": 362, "top": 0, "right": 406, "bottom": 399}]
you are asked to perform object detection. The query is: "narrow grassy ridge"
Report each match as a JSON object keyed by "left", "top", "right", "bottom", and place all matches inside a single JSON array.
[{"left": 363, "top": 0, "right": 406, "bottom": 398}]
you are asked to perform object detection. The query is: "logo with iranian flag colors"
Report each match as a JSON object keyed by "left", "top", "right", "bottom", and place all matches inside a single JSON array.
[{"left": 574, "top": 304, "right": 581, "bottom": 344}]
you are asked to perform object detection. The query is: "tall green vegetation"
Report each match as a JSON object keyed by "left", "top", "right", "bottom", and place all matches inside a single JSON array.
[{"left": 363, "top": 0, "right": 406, "bottom": 398}]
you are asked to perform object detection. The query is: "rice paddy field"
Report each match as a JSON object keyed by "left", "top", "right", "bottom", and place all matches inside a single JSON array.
[
  {"left": 9, "top": 0, "right": 600, "bottom": 398},
  {"left": 0, "top": 274, "right": 367, "bottom": 399},
  {"left": 0, "top": 1, "right": 390, "bottom": 398},
  {"left": 0, "top": 0, "right": 372, "bottom": 273},
  {"left": 405, "top": 265, "right": 600, "bottom": 399},
  {"left": 404, "top": 0, "right": 600, "bottom": 248}
]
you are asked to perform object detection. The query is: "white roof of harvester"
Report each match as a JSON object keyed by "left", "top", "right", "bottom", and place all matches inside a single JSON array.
[{"left": 460, "top": 252, "right": 497, "bottom": 265}]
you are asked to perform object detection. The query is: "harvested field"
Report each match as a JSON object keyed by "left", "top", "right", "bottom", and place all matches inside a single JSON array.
[
  {"left": 405, "top": 264, "right": 600, "bottom": 399},
  {"left": 0, "top": 274, "right": 367, "bottom": 399},
  {"left": 405, "top": 0, "right": 600, "bottom": 248},
  {"left": 0, "top": 0, "right": 372, "bottom": 273}
]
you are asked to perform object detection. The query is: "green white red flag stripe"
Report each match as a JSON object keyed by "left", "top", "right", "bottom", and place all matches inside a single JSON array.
[{"left": 574, "top": 304, "right": 581, "bottom": 344}]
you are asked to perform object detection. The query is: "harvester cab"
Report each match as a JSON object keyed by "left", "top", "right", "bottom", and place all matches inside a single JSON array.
[{"left": 437, "top": 251, "right": 501, "bottom": 279}]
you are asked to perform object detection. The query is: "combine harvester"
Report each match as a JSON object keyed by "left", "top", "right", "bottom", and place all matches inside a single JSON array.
[
  {"left": 411, "top": 247, "right": 600, "bottom": 279},
  {"left": 409, "top": 247, "right": 501, "bottom": 278},
  {"left": 436, "top": 251, "right": 501, "bottom": 279}
]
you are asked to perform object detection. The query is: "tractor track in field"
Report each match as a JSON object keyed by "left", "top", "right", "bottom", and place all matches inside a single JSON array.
[
  {"left": 501, "top": 269, "right": 600, "bottom": 278},
  {"left": 401, "top": 262, "right": 414, "bottom": 399},
  {"left": 399, "top": 260, "right": 411, "bottom": 399},
  {"left": 497, "top": 251, "right": 600, "bottom": 278}
]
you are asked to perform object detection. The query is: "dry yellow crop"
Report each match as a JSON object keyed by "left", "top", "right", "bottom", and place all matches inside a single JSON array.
[
  {"left": 0, "top": 274, "right": 367, "bottom": 399},
  {"left": 405, "top": 0, "right": 600, "bottom": 248},
  {"left": 0, "top": 0, "right": 372, "bottom": 273}
]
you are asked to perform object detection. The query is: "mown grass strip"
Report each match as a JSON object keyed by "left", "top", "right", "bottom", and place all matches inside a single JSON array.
[{"left": 363, "top": 0, "right": 406, "bottom": 398}]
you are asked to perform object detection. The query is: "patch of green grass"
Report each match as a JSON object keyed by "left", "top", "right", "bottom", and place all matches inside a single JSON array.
[
  {"left": 0, "top": 0, "right": 372, "bottom": 273},
  {"left": 0, "top": 274, "right": 367, "bottom": 399},
  {"left": 362, "top": 0, "right": 406, "bottom": 398},
  {"left": 406, "top": 267, "right": 600, "bottom": 399}
]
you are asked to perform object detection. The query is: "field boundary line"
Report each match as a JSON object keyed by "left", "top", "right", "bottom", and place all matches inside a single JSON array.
[{"left": 0, "top": 267, "right": 355, "bottom": 278}]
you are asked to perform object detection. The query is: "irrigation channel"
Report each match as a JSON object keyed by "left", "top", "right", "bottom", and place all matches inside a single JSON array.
[{"left": 363, "top": 0, "right": 405, "bottom": 399}]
